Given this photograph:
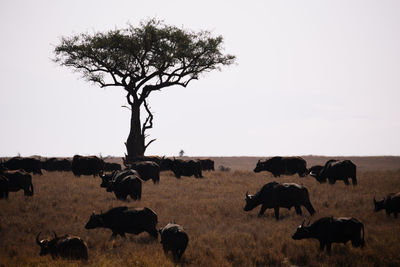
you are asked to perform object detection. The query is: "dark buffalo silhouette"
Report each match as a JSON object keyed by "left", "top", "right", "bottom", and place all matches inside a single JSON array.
[
  {"left": 374, "top": 192, "right": 400, "bottom": 218},
  {"left": 169, "top": 159, "right": 202, "bottom": 178},
  {"left": 99, "top": 169, "right": 142, "bottom": 200},
  {"left": 244, "top": 181, "right": 315, "bottom": 220},
  {"left": 42, "top": 158, "right": 71, "bottom": 172},
  {"left": 309, "top": 159, "right": 357, "bottom": 185},
  {"left": 198, "top": 159, "right": 215, "bottom": 171},
  {"left": 254, "top": 156, "right": 308, "bottom": 177},
  {"left": 85, "top": 206, "right": 158, "bottom": 239},
  {"left": 159, "top": 223, "right": 189, "bottom": 262},
  {"left": 292, "top": 217, "right": 365, "bottom": 254},
  {"left": 3, "top": 157, "right": 42, "bottom": 175},
  {"left": 71, "top": 155, "right": 104, "bottom": 177},
  {"left": 103, "top": 162, "right": 122, "bottom": 172},
  {"left": 0, "top": 170, "right": 33, "bottom": 196},
  {"left": 36, "top": 232, "right": 88, "bottom": 260},
  {"left": 128, "top": 161, "right": 160, "bottom": 184},
  {"left": 124, "top": 156, "right": 170, "bottom": 171}
]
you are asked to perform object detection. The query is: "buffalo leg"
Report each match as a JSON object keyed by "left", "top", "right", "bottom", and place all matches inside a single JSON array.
[
  {"left": 394, "top": 212, "right": 398, "bottom": 218},
  {"left": 351, "top": 176, "right": 357, "bottom": 185},
  {"left": 304, "top": 202, "right": 316, "bottom": 216},
  {"left": 258, "top": 205, "right": 267, "bottom": 217},
  {"left": 294, "top": 206, "right": 302, "bottom": 215},
  {"left": 319, "top": 241, "right": 325, "bottom": 251},
  {"left": 326, "top": 242, "right": 332, "bottom": 254},
  {"left": 274, "top": 207, "right": 280, "bottom": 220},
  {"left": 343, "top": 178, "right": 350, "bottom": 185},
  {"left": 110, "top": 232, "right": 118, "bottom": 240}
]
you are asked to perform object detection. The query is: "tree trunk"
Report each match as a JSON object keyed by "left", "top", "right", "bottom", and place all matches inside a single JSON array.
[{"left": 125, "top": 104, "right": 145, "bottom": 162}]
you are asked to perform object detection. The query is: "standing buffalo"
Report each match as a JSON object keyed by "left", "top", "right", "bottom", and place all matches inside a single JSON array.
[
  {"left": 159, "top": 223, "right": 189, "bottom": 261},
  {"left": 244, "top": 181, "right": 315, "bottom": 220},
  {"left": 71, "top": 155, "right": 104, "bottom": 177},
  {"left": 199, "top": 159, "right": 215, "bottom": 171},
  {"left": 169, "top": 159, "right": 202, "bottom": 178},
  {"left": 103, "top": 162, "right": 122, "bottom": 172},
  {"left": 309, "top": 159, "right": 357, "bottom": 185},
  {"left": 0, "top": 170, "right": 33, "bottom": 197},
  {"left": 100, "top": 170, "right": 142, "bottom": 200},
  {"left": 374, "top": 192, "right": 400, "bottom": 218},
  {"left": 85, "top": 206, "right": 158, "bottom": 239},
  {"left": 42, "top": 158, "right": 71, "bottom": 172},
  {"left": 292, "top": 217, "right": 365, "bottom": 254},
  {"left": 254, "top": 157, "right": 308, "bottom": 177},
  {"left": 36, "top": 232, "right": 88, "bottom": 260},
  {"left": 128, "top": 161, "right": 160, "bottom": 184},
  {"left": 3, "top": 157, "right": 42, "bottom": 175}
]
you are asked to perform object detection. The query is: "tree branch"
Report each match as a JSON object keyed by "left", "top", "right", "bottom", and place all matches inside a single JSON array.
[{"left": 142, "top": 99, "right": 154, "bottom": 135}]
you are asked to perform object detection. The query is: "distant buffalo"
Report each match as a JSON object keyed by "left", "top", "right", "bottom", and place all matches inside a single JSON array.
[
  {"left": 168, "top": 159, "right": 202, "bottom": 178},
  {"left": 71, "top": 155, "right": 104, "bottom": 177},
  {"left": 292, "top": 217, "right": 365, "bottom": 254},
  {"left": 374, "top": 192, "right": 400, "bottom": 218},
  {"left": 42, "top": 158, "right": 71, "bottom": 172},
  {"left": 3, "top": 157, "right": 42, "bottom": 175},
  {"left": 36, "top": 232, "right": 88, "bottom": 260},
  {"left": 124, "top": 156, "right": 170, "bottom": 171},
  {"left": 103, "top": 162, "right": 122, "bottom": 172},
  {"left": 128, "top": 161, "right": 160, "bottom": 184},
  {"left": 244, "top": 181, "right": 315, "bottom": 220},
  {"left": 159, "top": 223, "right": 189, "bottom": 261},
  {"left": 0, "top": 170, "right": 33, "bottom": 197},
  {"left": 309, "top": 159, "right": 357, "bottom": 185},
  {"left": 100, "top": 170, "right": 142, "bottom": 200},
  {"left": 85, "top": 206, "right": 158, "bottom": 239},
  {"left": 254, "top": 156, "right": 308, "bottom": 177},
  {"left": 199, "top": 159, "right": 215, "bottom": 171}
]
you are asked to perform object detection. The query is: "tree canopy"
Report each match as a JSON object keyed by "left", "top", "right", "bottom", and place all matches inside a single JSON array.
[{"left": 54, "top": 19, "right": 236, "bottom": 159}]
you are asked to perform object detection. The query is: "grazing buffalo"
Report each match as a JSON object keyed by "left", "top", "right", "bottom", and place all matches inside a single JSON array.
[
  {"left": 159, "top": 223, "right": 189, "bottom": 261},
  {"left": 169, "top": 159, "right": 202, "bottom": 178},
  {"left": 3, "top": 157, "right": 42, "bottom": 175},
  {"left": 0, "top": 170, "right": 33, "bottom": 196},
  {"left": 36, "top": 232, "right": 88, "bottom": 260},
  {"left": 309, "top": 160, "right": 357, "bottom": 185},
  {"left": 124, "top": 156, "right": 170, "bottom": 170},
  {"left": 374, "top": 192, "right": 400, "bottom": 218},
  {"left": 244, "top": 181, "right": 315, "bottom": 220},
  {"left": 100, "top": 169, "right": 142, "bottom": 200},
  {"left": 71, "top": 155, "right": 104, "bottom": 177},
  {"left": 0, "top": 175, "right": 9, "bottom": 199},
  {"left": 292, "top": 217, "right": 365, "bottom": 254},
  {"left": 103, "top": 162, "right": 122, "bottom": 172},
  {"left": 42, "top": 158, "right": 71, "bottom": 172},
  {"left": 85, "top": 206, "right": 158, "bottom": 239},
  {"left": 254, "top": 156, "right": 308, "bottom": 177},
  {"left": 128, "top": 161, "right": 160, "bottom": 184},
  {"left": 199, "top": 159, "right": 215, "bottom": 171}
]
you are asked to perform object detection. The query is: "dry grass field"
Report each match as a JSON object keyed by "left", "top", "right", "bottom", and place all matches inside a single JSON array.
[{"left": 1, "top": 156, "right": 400, "bottom": 266}]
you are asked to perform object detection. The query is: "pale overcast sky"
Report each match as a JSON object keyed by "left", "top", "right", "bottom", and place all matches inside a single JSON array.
[{"left": 0, "top": 0, "right": 399, "bottom": 157}]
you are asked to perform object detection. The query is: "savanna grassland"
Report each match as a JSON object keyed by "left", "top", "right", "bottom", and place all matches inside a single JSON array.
[{"left": 1, "top": 156, "right": 400, "bottom": 267}]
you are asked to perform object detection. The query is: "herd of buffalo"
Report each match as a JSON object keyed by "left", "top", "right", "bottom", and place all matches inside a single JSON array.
[{"left": 0, "top": 155, "right": 399, "bottom": 261}]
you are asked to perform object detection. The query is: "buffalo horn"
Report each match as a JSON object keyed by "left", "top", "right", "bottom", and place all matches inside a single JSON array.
[
  {"left": 99, "top": 171, "right": 105, "bottom": 178},
  {"left": 245, "top": 191, "right": 250, "bottom": 199},
  {"left": 374, "top": 196, "right": 377, "bottom": 204},
  {"left": 36, "top": 232, "right": 42, "bottom": 245},
  {"left": 53, "top": 231, "right": 58, "bottom": 239}
]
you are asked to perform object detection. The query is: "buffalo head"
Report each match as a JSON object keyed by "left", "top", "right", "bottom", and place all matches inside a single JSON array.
[
  {"left": 85, "top": 212, "right": 104, "bottom": 229},
  {"left": 243, "top": 191, "right": 258, "bottom": 211},
  {"left": 253, "top": 160, "right": 265, "bottom": 173},
  {"left": 373, "top": 197, "right": 385, "bottom": 212},
  {"left": 36, "top": 232, "right": 57, "bottom": 256},
  {"left": 292, "top": 220, "right": 311, "bottom": 240}
]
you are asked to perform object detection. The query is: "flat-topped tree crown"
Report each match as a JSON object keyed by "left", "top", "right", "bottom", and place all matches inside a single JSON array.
[{"left": 54, "top": 19, "right": 236, "bottom": 160}]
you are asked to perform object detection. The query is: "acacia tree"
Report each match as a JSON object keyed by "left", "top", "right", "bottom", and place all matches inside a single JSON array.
[{"left": 54, "top": 19, "right": 235, "bottom": 161}]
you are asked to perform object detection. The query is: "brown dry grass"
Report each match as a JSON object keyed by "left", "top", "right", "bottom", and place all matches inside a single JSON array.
[{"left": 1, "top": 157, "right": 400, "bottom": 266}]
